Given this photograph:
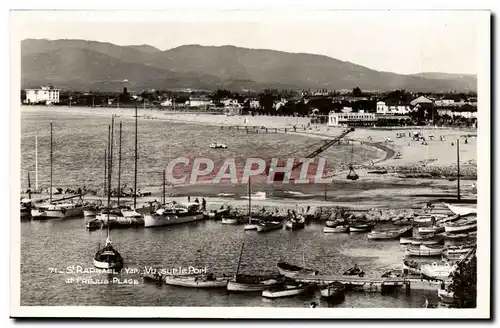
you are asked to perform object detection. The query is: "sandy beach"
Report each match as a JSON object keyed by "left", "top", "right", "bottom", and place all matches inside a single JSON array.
[{"left": 21, "top": 105, "right": 477, "bottom": 210}]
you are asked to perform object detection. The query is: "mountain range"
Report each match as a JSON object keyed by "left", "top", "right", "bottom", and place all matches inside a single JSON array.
[{"left": 21, "top": 39, "right": 477, "bottom": 93}]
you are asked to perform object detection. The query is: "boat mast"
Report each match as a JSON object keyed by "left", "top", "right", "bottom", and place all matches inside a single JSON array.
[
  {"left": 248, "top": 177, "right": 251, "bottom": 223},
  {"left": 104, "top": 150, "right": 107, "bottom": 197},
  {"left": 27, "top": 171, "right": 31, "bottom": 199},
  {"left": 35, "top": 135, "right": 38, "bottom": 192},
  {"left": 457, "top": 139, "right": 460, "bottom": 201},
  {"left": 106, "top": 125, "right": 111, "bottom": 238},
  {"left": 117, "top": 121, "right": 122, "bottom": 207},
  {"left": 235, "top": 242, "right": 245, "bottom": 279},
  {"left": 49, "top": 123, "right": 53, "bottom": 203},
  {"left": 162, "top": 169, "right": 166, "bottom": 205},
  {"left": 134, "top": 104, "right": 138, "bottom": 209}
]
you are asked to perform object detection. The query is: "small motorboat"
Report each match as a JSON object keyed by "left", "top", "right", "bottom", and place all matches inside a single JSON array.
[
  {"left": 400, "top": 237, "right": 413, "bottom": 245},
  {"left": 325, "top": 220, "right": 337, "bottom": 227},
  {"left": 209, "top": 143, "right": 228, "bottom": 149},
  {"left": 368, "top": 225, "right": 413, "bottom": 240},
  {"left": 324, "top": 225, "right": 349, "bottom": 233},
  {"left": 244, "top": 218, "right": 261, "bottom": 230},
  {"left": 86, "top": 218, "right": 103, "bottom": 231},
  {"left": 418, "top": 225, "right": 445, "bottom": 234},
  {"left": 164, "top": 273, "right": 230, "bottom": 288},
  {"left": 343, "top": 265, "right": 364, "bottom": 277},
  {"left": 285, "top": 216, "right": 305, "bottom": 230},
  {"left": 221, "top": 217, "right": 240, "bottom": 225},
  {"left": 405, "top": 245, "right": 443, "bottom": 257},
  {"left": 446, "top": 245, "right": 474, "bottom": 254},
  {"left": 256, "top": 221, "right": 283, "bottom": 233},
  {"left": 349, "top": 223, "right": 372, "bottom": 232},
  {"left": 320, "top": 281, "right": 346, "bottom": 300},
  {"left": 227, "top": 275, "right": 283, "bottom": 292},
  {"left": 438, "top": 286, "right": 456, "bottom": 304},
  {"left": 93, "top": 237, "right": 124, "bottom": 271},
  {"left": 444, "top": 220, "right": 477, "bottom": 233},
  {"left": 262, "top": 281, "right": 316, "bottom": 299},
  {"left": 276, "top": 261, "right": 318, "bottom": 278}
]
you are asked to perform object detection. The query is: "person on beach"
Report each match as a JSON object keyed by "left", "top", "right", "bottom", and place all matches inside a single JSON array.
[
  {"left": 188, "top": 196, "right": 191, "bottom": 202},
  {"left": 194, "top": 198, "right": 199, "bottom": 204},
  {"left": 202, "top": 198, "right": 206, "bottom": 211}
]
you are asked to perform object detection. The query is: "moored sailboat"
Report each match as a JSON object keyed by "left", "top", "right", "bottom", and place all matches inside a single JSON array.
[
  {"left": 93, "top": 119, "right": 124, "bottom": 272},
  {"left": 227, "top": 242, "right": 283, "bottom": 292}
]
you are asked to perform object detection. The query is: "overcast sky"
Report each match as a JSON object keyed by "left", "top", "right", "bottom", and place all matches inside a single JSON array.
[{"left": 12, "top": 10, "right": 486, "bottom": 75}]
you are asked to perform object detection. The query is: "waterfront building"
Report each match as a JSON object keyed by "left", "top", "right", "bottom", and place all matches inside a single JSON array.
[
  {"left": 328, "top": 111, "right": 377, "bottom": 127},
  {"left": 25, "top": 86, "right": 60, "bottom": 105}
]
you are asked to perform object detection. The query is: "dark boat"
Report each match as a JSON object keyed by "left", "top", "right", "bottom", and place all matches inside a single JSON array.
[{"left": 321, "top": 281, "right": 346, "bottom": 299}]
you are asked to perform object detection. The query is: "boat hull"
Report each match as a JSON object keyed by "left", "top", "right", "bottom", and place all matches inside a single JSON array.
[
  {"left": 164, "top": 276, "right": 228, "bottom": 288},
  {"left": 257, "top": 222, "right": 283, "bottom": 232},
  {"left": 144, "top": 212, "right": 204, "bottom": 228},
  {"left": 323, "top": 226, "right": 349, "bottom": 233},
  {"left": 45, "top": 207, "right": 83, "bottom": 218},
  {"left": 221, "top": 217, "right": 240, "bottom": 225},
  {"left": 93, "top": 259, "right": 123, "bottom": 271},
  {"left": 349, "top": 225, "right": 371, "bottom": 232},
  {"left": 438, "top": 289, "right": 456, "bottom": 304},
  {"left": 444, "top": 223, "right": 477, "bottom": 233},
  {"left": 262, "top": 285, "right": 314, "bottom": 298},
  {"left": 83, "top": 209, "right": 97, "bottom": 217},
  {"left": 405, "top": 248, "right": 443, "bottom": 257},
  {"left": 244, "top": 224, "right": 258, "bottom": 230}
]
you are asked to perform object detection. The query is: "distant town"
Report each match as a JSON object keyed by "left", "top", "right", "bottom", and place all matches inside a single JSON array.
[{"left": 22, "top": 85, "right": 478, "bottom": 128}]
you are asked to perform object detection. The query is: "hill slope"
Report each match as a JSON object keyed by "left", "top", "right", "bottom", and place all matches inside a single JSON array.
[{"left": 21, "top": 39, "right": 477, "bottom": 92}]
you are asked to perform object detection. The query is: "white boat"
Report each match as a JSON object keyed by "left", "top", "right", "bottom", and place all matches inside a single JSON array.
[
  {"left": 242, "top": 191, "right": 266, "bottom": 200},
  {"left": 221, "top": 217, "right": 240, "bottom": 225},
  {"left": 349, "top": 223, "right": 372, "bottom": 232},
  {"left": 256, "top": 221, "right": 283, "bottom": 232},
  {"left": 368, "top": 225, "right": 412, "bottom": 240},
  {"left": 144, "top": 203, "right": 204, "bottom": 228},
  {"left": 444, "top": 203, "right": 477, "bottom": 216},
  {"left": 324, "top": 225, "right": 349, "bottom": 233},
  {"left": 276, "top": 261, "right": 318, "bottom": 278},
  {"left": 325, "top": 220, "right": 336, "bottom": 227},
  {"left": 418, "top": 226, "right": 445, "bottom": 234},
  {"left": 164, "top": 274, "right": 229, "bottom": 288},
  {"left": 444, "top": 221, "right": 477, "bottom": 233},
  {"left": 405, "top": 246, "right": 443, "bottom": 257},
  {"left": 446, "top": 246, "right": 474, "bottom": 254},
  {"left": 262, "top": 282, "right": 316, "bottom": 298},
  {"left": 31, "top": 206, "right": 48, "bottom": 219},
  {"left": 209, "top": 143, "right": 227, "bottom": 149},
  {"left": 420, "top": 245, "right": 445, "bottom": 252},
  {"left": 83, "top": 208, "right": 98, "bottom": 217},
  {"left": 45, "top": 202, "right": 84, "bottom": 218},
  {"left": 244, "top": 223, "right": 259, "bottom": 230},
  {"left": 121, "top": 208, "right": 143, "bottom": 218},
  {"left": 400, "top": 237, "right": 413, "bottom": 244},
  {"left": 438, "top": 287, "right": 456, "bottom": 304},
  {"left": 227, "top": 277, "right": 282, "bottom": 292},
  {"left": 413, "top": 216, "right": 433, "bottom": 225}
]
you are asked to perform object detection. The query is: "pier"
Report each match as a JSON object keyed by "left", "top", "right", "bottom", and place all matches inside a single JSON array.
[{"left": 293, "top": 273, "right": 443, "bottom": 293}]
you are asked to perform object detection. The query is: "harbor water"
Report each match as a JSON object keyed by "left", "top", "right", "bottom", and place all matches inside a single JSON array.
[
  {"left": 20, "top": 107, "right": 438, "bottom": 307},
  {"left": 21, "top": 219, "right": 438, "bottom": 307}
]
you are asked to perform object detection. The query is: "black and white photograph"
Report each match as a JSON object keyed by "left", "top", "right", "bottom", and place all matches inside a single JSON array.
[{"left": 9, "top": 9, "right": 490, "bottom": 318}]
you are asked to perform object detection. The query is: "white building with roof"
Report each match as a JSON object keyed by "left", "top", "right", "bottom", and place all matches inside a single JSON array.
[{"left": 25, "top": 86, "right": 60, "bottom": 104}]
